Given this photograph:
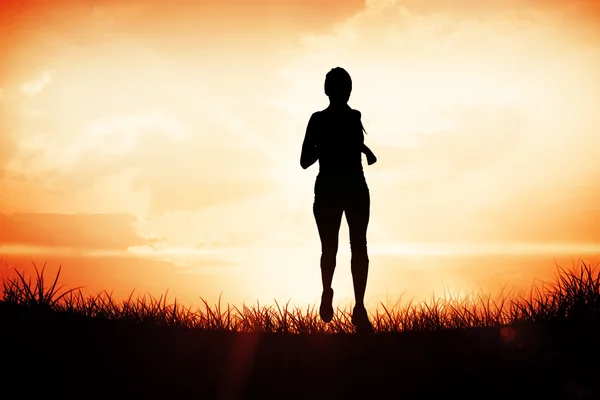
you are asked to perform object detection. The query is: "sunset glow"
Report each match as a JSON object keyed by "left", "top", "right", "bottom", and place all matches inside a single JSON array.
[{"left": 1, "top": 0, "right": 599, "bottom": 309}]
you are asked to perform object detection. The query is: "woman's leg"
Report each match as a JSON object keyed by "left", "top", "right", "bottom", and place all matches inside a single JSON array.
[
  {"left": 313, "top": 192, "right": 344, "bottom": 291},
  {"left": 345, "top": 186, "right": 370, "bottom": 308},
  {"left": 313, "top": 190, "right": 343, "bottom": 323}
]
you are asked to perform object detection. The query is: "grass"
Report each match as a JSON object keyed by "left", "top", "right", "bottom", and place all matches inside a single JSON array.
[
  {"left": 2, "top": 260, "right": 600, "bottom": 398},
  {"left": 1, "top": 260, "right": 598, "bottom": 334}
]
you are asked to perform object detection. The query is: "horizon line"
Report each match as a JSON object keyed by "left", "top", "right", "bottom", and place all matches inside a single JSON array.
[{"left": 0, "top": 242, "right": 598, "bottom": 258}]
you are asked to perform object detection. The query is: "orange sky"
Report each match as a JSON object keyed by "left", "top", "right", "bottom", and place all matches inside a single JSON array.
[{"left": 1, "top": 0, "right": 599, "bottom": 309}]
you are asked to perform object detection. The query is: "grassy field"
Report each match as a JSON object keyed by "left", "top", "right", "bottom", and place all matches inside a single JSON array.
[{"left": 1, "top": 261, "right": 599, "bottom": 399}]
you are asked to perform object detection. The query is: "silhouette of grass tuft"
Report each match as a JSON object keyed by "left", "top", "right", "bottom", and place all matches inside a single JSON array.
[
  {"left": 1, "top": 260, "right": 599, "bottom": 334},
  {"left": 2, "top": 261, "right": 82, "bottom": 310}
]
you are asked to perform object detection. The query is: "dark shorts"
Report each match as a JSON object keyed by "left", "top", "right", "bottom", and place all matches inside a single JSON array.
[
  {"left": 313, "top": 173, "right": 370, "bottom": 253},
  {"left": 313, "top": 173, "right": 368, "bottom": 200}
]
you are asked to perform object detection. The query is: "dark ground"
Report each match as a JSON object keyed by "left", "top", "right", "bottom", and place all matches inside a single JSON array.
[{"left": 1, "top": 303, "right": 599, "bottom": 399}]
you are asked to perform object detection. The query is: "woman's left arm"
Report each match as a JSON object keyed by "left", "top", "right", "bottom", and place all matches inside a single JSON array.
[
  {"left": 362, "top": 144, "right": 377, "bottom": 165},
  {"left": 300, "top": 114, "right": 319, "bottom": 169}
]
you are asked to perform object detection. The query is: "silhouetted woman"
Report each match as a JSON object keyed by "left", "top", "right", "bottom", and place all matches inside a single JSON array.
[{"left": 300, "top": 67, "right": 377, "bottom": 333}]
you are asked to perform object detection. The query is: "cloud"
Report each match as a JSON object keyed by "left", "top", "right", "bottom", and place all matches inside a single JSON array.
[
  {"left": 372, "top": 106, "right": 526, "bottom": 189},
  {"left": 120, "top": 114, "right": 280, "bottom": 214},
  {"left": 0, "top": 210, "right": 259, "bottom": 277},
  {"left": 3, "top": 0, "right": 599, "bottom": 259},
  {"left": 6, "top": 107, "right": 280, "bottom": 214},
  {"left": 9, "top": 111, "right": 190, "bottom": 174},
  {"left": 0, "top": 0, "right": 366, "bottom": 66},
  {"left": 0, "top": 102, "right": 16, "bottom": 179},
  {"left": 0, "top": 213, "right": 153, "bottom": 250},
  {"left": 367, "top": 0, "right": 600, "bottom": 19},
  {"left": 277, "top": 0, "right": 600, "bottom": 247},
  {"left": 19, "top": 71, "right": 52, "bottom": 96}
]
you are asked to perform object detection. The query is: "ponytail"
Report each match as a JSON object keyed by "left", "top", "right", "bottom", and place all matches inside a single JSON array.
[{"left": 360, "top": 120, "right": 368, "bottom": 135}]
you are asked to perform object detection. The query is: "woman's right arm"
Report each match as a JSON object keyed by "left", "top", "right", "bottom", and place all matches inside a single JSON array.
[{"left": 300, "top": 114, "right": 319, "bottom": 169}]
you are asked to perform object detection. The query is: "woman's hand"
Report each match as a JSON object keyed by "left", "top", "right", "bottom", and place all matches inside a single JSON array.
[
  {"left": 362, "top": 144, "right": 377, "bottom": 165},
  {"left": 300, "top": 114, "right": 319, "bottom": 169},
  {"left": 366, "top": 152, "right": 377, "bottom": 165}
]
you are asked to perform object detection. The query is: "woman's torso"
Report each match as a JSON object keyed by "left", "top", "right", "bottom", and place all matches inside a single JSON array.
[{"left": 313, "top": 106, "right": 365, "bottom": 183}]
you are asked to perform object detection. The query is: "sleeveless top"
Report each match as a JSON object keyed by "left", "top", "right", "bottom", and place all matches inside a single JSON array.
[{"left": 312, "top": 106, "right": 365, "bottom": 181}]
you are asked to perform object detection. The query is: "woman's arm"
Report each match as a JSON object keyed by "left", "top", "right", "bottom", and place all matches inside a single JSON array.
[
  {"left": 300, "top": 114, "right": 319, "bottom": 169},
  {"left": 356, "top": 109, "right": 376, "bottom": 165},
  {"left": 362, "top": 143, "right": 377, "bottom": 165}
]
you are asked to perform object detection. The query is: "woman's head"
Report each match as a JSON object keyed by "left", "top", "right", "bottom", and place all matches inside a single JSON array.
[{"left": 324, "top": 67, "right": 352, "bottom": 104}]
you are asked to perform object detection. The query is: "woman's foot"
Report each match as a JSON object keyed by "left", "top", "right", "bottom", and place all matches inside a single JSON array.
[
  {"left": 319, "top": 287, "right": 334, "bottom": 323},
  {"left": 352, "top": 305, "right": 374, "bottom": 334}
]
